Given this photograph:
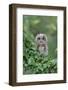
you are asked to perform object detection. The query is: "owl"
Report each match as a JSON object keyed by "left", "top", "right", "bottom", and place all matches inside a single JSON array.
[{"left": 36, "top": 33, "right": 48, "bottom": 56}]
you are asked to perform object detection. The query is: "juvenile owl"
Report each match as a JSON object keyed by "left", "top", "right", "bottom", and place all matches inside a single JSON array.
[{"left": 36, "top": 33, "right": 48, "bottom": 56}]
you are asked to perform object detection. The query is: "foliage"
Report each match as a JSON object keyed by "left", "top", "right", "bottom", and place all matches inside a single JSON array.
[{"left": 23, "top": 15, "right": 57, "bottom": 74}]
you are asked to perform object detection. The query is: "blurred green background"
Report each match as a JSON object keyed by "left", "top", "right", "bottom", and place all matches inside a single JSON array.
[{"left": 23, "top": 15, "right": 57, "bottom": 74}]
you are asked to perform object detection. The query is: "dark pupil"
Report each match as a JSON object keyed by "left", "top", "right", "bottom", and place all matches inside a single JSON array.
[
  {"left": 42, "top": 37, "right": 45, "bottom": 40},
  {"left": 38, "top": 37, "right": 40, "bottom": 40}
]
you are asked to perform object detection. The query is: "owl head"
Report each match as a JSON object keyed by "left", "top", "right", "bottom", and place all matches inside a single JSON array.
[{"left": 35, "top": 33, "right": 48, "bottom": 46}]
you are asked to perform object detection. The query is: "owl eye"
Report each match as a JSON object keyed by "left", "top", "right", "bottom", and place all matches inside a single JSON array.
[
  {"left": 42, "top": 36, "right": 45, "bottom": 40},
  {"left": 37, "top": 37, "right": 40, "bottom": 40}
]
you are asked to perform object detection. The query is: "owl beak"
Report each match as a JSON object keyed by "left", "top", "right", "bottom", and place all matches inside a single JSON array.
[{"left": 40, "top": 41, "right": 43, "bottom": 43}]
